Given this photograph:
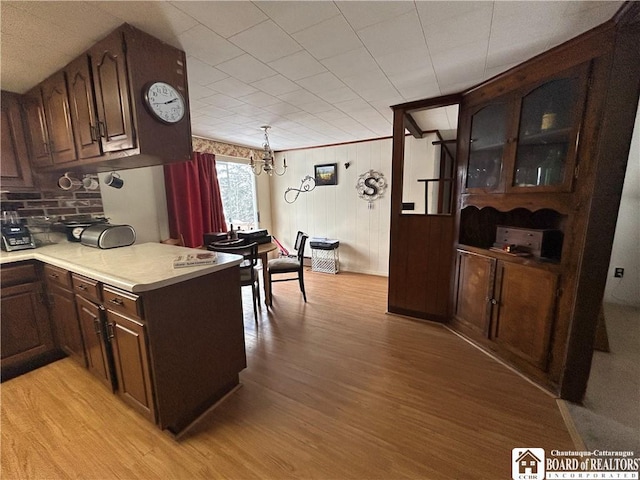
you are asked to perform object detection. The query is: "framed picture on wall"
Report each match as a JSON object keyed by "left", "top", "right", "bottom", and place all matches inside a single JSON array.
[{"left": 314, "top": 163, "right": 338, "bottom": 186}]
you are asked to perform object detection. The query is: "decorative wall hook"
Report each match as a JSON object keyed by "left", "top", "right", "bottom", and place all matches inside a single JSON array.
[
  {"left": 284, "top": 175, "right": 316, "bottom": 204},
  {"left": 344, "top": 162, "right": 351, "bottom": 169}
]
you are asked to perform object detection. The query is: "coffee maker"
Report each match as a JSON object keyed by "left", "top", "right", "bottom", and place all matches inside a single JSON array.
[{"left": 1, "top": 210, "right": 35, "bottom": 251}]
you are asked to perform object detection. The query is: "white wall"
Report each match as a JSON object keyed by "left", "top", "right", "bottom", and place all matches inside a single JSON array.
[
  {"left": 604, "top": 102, "right": 640, "bottom": 307},
  {"left": 98, "top": 166, "right": 170, "bottom": 244},
  {"left": 270, "top": 138, "right": 392, "bottom": 276}
]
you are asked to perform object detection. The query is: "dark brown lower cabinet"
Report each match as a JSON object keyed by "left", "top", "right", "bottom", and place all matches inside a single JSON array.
[
  {"left": 47, "top": 282, "right": 86, "bottom": 367},
  {"left": 1, "top": 263, "right": 56, "bottom": 379},
  {"left": 106, "top": 308, "right": 155, "bottom": 422},
  {"left": 76, "top": 294, "right": 114, "bottom": 390},
  {"left": 453, "top": 251, "right": 496, "bottom": 337},
  {"left": 491, "top": 262, "right": 559, "bottom": 371},
  {"left": 453, "top": 249, "right": 559, "bottom": 376}
]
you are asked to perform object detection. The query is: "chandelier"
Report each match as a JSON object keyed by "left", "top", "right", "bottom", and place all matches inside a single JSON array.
[{"left": 250, "top": 125, "right": 287, "bottom": 176}]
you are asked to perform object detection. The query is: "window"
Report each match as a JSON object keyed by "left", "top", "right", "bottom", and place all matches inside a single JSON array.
[{"left": 215, "top": 160, "right": 258, "bottom": 230}]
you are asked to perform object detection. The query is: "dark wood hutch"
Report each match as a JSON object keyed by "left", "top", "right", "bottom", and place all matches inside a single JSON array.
[{"left": 388, "top": 4, "right": 640, "bottom": 402}]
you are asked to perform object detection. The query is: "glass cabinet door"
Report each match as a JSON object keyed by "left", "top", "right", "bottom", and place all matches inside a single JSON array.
[
  {"left": 511, "top": 64, "right": 588, "bottom": 190},
  {"left": 466, "top": 103, "right": 508, "bottom": 191}
]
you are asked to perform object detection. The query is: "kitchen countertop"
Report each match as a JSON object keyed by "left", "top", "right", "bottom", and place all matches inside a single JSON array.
[{"left": 0, "top": 242, "right": 242, "bottom": 293}]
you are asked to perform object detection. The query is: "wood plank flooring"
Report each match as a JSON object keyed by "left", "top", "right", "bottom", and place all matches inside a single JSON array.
[{"left": 1, "top": 270, "right": 574, "bottom": 479}]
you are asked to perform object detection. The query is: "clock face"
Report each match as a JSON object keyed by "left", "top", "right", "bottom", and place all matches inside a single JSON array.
[{"left": 144, "top": 82, "right": 186, "bottom": 124}]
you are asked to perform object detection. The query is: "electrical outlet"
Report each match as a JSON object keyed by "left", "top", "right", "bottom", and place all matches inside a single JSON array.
[{"left": 614, "top": 267, "right": 624, "bottom": 278}]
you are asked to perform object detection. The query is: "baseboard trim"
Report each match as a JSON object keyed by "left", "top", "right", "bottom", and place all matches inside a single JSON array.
[{"left": 556, "top": 399, "right": 587, "bottom": 450}]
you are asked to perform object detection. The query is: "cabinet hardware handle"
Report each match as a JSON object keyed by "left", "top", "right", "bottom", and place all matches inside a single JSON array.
[
  {"left": 90, "top": 124, "right": 98, "bottom": 142},
  {"left": 489, "top": 298, "right": 498, "bottom": 305},
  {"left": 93, "top": 318, "right": 101, "bottom": 335},
  {"left": 98, "top": 121, "right": 106, "bottom": 138},
  {"left": 49, "top": 273, "right": 58, "bottom": 278},
  {"left": 107, "top": 322, "right": 115, "bottom": 340},
  {"left": 109, "top": 297, "right": 124, "bottom": 306},
  {"left": 43, "top": 142, "right": 50, "bottom": 153},
  {"left": 77, "top": 284, "right": 87, "bottom": 290}
]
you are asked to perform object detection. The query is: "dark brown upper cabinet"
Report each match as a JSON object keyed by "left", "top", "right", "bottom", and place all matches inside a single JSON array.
[
  {"left": 66, "top": 55, "right": 102, "bottom": 159},
  {"left": 41, "top": 71, "right": 78, "bottom": 165},
  {"left": 24, "top": 23, "right": 191, "bottom": 174},
  {"left": 1, "top": 91, "right": 34, "bottom": 189},
  {"left": 89, "top": 29, "right": 136, "bottom": 154},
  {"left": 23, "top": 87, "right": 52, "bottom": 168},
  {"left": 460, "top": 62, "right": 589, "bottom": 195}
]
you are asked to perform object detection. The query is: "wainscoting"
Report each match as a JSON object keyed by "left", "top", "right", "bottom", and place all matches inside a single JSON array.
[{"left": 271, "top": 139, "right": 392, "bottom": 276}]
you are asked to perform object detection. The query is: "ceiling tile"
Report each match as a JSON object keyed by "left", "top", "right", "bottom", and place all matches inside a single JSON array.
[
  {"left": 316, "top": 87, "right": 360, "bottom": 104},
  {"left": 251, "top": 75, "right": 300, "bottom": 96},
  {"left": 336, "top": 1, "right": 415, "bottom": 31},
  {"left": 240, "top": 91, "right": 282, "bottom": 107},
  {"left": 200, "top": 93, "right": 246, "bottom": 109},
  {"left": 297, "top": 72, "right": 347, "bottom": 95},
  {"left": 357, "top": 10, "right": 426, "bottom": 58},
  {"left": 267, "top": 51, "right": 327, "bottom": 81},
  {"left": 292, "top": 15, "right": 362, "bottom": 61},
  {"left": 375, "top": 45, "right": 435, "bottom": 77},
  {"left": 321, "top": 47, "right": 380, "bottom": 79},
  {"left": 228, "top": 20, "right": 301, "bottom": 63},
  {"left": 207, "top": 77, "right": 258, "bottom": 97},
  {"left": 263, "top": 102, "right": 302, "bottom": 115},
  {"left": 297, "top": 101, "right": 335, "bottom": 114},
  {"left": 173, "top": 1, "right": 267, "bottom": 38},
  {"left": 178, "top": 25, "right": 243, "bottom": 65},
  {"left": 255, "top": 1, "right": 340, "bottom": 34},
  {"left": 216, "top": 54, "right": 277, "bottom": 83},
  {"left": 10, "top": 1, "right": 120, "bottom": 42},
  {"left": 417, "top": 1, "right": 492, "bottom": 27},
  {"left": 277, "top": 90, "right": 323, "bottom": 106},
  {"left": 422, "top": 5, "right": 493, "bottom": 52},
  {"left": 94, "top": 1, "right": 199, "bottom": 46},
  {"left": 186, "top": 56, "right": 229, "bottom": 86}
]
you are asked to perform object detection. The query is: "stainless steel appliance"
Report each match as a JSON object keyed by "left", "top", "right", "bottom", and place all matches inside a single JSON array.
[
  {"left": 80, "top": 224, "right": 136, "bottom": 249},
  {"left": 1, "top": 211, "right": 36, "bottom": 252},
  {"left": 61, "top": 217, "right": 109, "bottom": 242}
]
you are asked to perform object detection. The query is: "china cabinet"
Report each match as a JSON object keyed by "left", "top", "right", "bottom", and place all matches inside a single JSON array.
[{"left": 389, "top": 7, "right": 640, "bottom": 401}]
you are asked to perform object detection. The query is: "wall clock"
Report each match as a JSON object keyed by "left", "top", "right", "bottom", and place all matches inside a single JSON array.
[
  {"left": 356, "top": 169, "right": 387, "bottom": 208},
  {"left": 143, "top": 81, "right": 186, "bottom": 124}
]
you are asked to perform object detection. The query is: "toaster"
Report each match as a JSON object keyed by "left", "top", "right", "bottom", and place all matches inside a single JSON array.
[{"left": 80, "top": 224, "right": 136, "bottom": 249}]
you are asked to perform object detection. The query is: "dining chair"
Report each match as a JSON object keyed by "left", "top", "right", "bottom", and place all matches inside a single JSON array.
[
  {"left": 207, "top": 241, "right": 260, "bottom": 321},
  {"left": 267, "top": 231, "right": 308, "bottom": 306}
]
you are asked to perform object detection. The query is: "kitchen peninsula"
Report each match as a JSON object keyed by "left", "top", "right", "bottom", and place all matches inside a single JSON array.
[{"left": 0, "top": 243, "right": 246, "bottom": 435}]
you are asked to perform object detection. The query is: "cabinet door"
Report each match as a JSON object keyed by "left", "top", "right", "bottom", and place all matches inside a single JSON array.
[
  {"left": 463, "top": 101, "right": 511, "bottom": 193},
  {"left": 49, "top": 283, "right": 86, "bottom": 367},
  {"left": 22, "top": 87, "right": 52, "bottom": 167},
  {"left": 106, "top": 309, "right": 155, "bottom": 422},
  {"left": 1, "top": 282, "right": 54, "bottom": 371},
  {"left": 1, "top": 91, "right": 34, "bottom": 188},
  {"left": 509, "top": 63, "right": 589, "bottom": 192},
  {"left": 41, "top": 71, "right": 77, "bottom": 164},
  {"left": 90, "top": 30, "right": 136, "bottom": 153},
  {"left": 76, "top": 294, "right": 114, "bottom": 390},
  {"left": 491, "top": 262, "right": 558, "bottom": 370},
  {"left": 66, "top": 55, "right": 102, "bottom": 159},
  {"left": 453, "top": 251, "right": 496, "bottom": 336}
]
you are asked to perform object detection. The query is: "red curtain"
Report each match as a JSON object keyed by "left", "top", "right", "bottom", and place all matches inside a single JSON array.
[{"left": 164, "top": 151, "right": 227, "bottom": 247}]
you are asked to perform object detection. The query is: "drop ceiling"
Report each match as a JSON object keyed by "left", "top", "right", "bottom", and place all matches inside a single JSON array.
[{"left": 0, "top": 1, "right": 622, "bottom": 151}]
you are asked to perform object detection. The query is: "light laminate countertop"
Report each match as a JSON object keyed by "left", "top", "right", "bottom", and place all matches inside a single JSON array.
[{"left": 0, "top": 242, "right": 242, "bottom": 293}]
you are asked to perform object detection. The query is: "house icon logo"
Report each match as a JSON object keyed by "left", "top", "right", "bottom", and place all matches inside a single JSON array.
[{"left": 512, "top": 448, "right": 545, "bottom": 480}]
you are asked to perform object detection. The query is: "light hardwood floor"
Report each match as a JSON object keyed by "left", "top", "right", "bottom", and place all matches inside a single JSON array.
[{"left": 1, "top": 270, "right": 574, "bottom": 479}]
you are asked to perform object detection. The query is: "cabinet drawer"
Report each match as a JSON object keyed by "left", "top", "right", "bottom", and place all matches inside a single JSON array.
[
  {"left": 71, "top": 273, "right": 101, "bottom": 302},
  {"left": 102, "top": 285, "right": 142, "bottom": 319},
  {"left": 44, "top": 264, "right": 72, "bottom": 289},
  {"left": 0, "top": 263, "right": 37, "bottom": 287}
]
